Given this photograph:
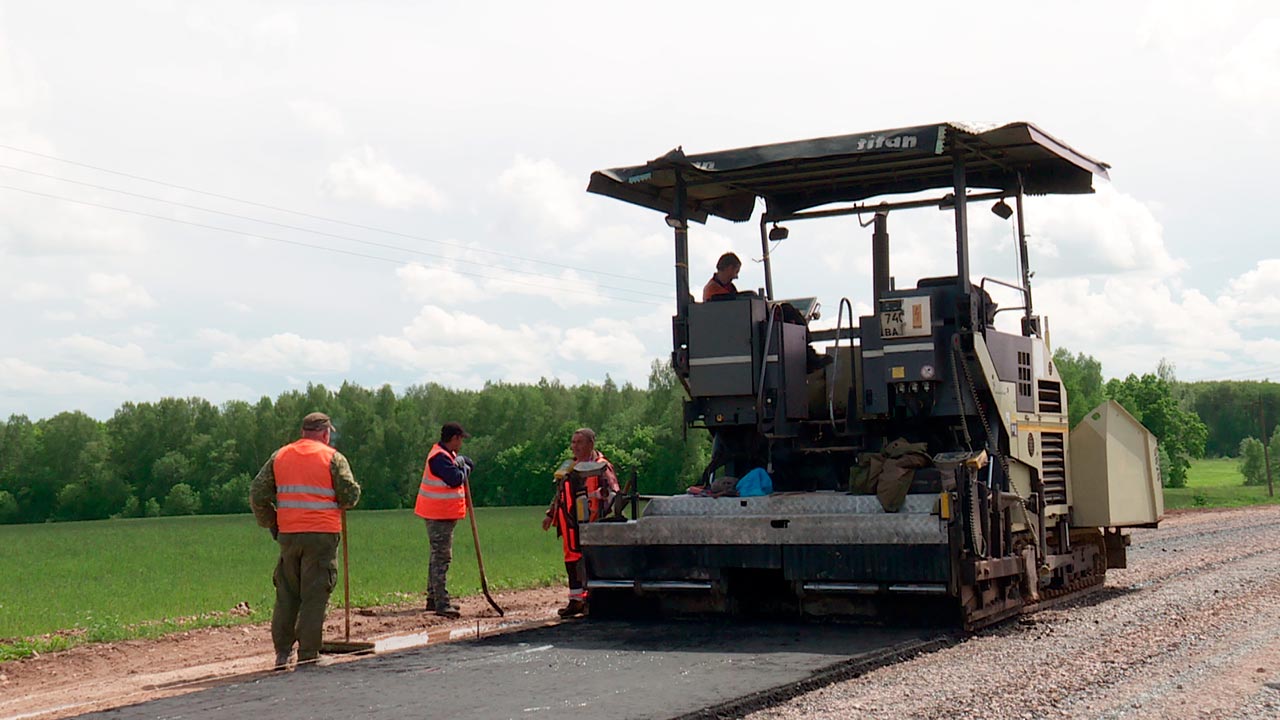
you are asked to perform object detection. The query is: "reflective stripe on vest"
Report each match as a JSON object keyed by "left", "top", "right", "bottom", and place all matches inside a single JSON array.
[
  {"left": 273, "top": 439, "right": 341, "bottom": 533},
  {"left": 414, "top": 443, "right": 466, "bottom": 520}
]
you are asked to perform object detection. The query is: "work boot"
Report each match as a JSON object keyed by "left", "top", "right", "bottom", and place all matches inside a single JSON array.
[
  {"left": 273, "top": 648, "right": 295, "bottom": 671},
  {"left": 434, "top": 601, "right": 462, "bottom": 619},
  {"left": 557, "top": 599, "right": 587, "bottom": 618}
]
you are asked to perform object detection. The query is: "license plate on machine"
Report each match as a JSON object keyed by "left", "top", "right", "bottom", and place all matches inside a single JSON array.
[{"left": 881, "top": 310, "right": 906, "bottom": 337}]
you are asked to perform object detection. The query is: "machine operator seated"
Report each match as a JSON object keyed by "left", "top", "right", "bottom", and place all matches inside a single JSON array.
[{"left": 704, "top": 252, "right": 750, "bottom": 302}]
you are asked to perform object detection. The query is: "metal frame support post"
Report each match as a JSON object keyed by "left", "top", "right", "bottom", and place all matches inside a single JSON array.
[
  {"left": 671, "top": 173, "right": 692, "bottom": 375},
  {"left": 952, "top": 152, "right": 971, "bottom": 295},
  {"left": 673, "top": 174, "right": 691, "bottom": 318},
  {"left": 872, "top": 210, "right": 890, "bottom": 304},
  {"left": 757, "top": 217, "right": 775, "bottom": 300},
  {"left": 1015, "top": 175, "right": 1033, "bottom": 319}
]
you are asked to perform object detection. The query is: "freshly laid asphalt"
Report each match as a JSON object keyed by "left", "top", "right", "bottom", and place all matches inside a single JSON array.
[{"left": 81, "top": 621, "right": 933, "bottom": 719}]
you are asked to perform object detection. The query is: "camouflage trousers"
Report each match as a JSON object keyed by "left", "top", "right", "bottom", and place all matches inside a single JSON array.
[
  {"left": 272, "top": 532, "right": 339, "bottom": 661},
  {"left": 425, "top": 519, "right": 458, "bottom": 606}
]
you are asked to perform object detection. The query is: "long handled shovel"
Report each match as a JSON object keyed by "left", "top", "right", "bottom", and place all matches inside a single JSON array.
[
  {"left": 321, "top": 510, "right": 376, "bottom": 654},
  {"left": 464, "top": 480, "right": 505, "bottom": 616}
]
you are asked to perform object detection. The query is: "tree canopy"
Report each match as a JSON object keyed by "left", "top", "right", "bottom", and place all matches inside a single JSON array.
[{"left": 0, "top": 361, "right": 709, "bottom": 524}]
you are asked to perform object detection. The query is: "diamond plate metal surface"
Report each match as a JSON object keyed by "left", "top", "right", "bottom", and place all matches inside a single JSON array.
[{"left": 644, "top": 491, "right": 938, "bottom": 517}]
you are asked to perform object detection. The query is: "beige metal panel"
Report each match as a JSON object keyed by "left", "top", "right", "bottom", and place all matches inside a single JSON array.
[
  {"left": 972, "top": 334, "right": 1018, "bottom": 439},
  {"left": 1069, "top": 400, "right": 1163, "bottom": 527}
]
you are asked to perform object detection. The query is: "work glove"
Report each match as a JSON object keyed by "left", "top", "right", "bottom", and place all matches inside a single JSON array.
[{"left": 457, "top": 455, "right": 475, "bottom": 471}]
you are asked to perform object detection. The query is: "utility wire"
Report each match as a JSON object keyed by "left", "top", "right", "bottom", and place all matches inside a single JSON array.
[
  {"left": 0, "top": 183, "right": 666, "bottom": 307},
  {"left": 0, "top": 143, "right": 669, "bottom": 287},
  {"left": 0, "top": 163, "right": 669, "bottom": 301}
]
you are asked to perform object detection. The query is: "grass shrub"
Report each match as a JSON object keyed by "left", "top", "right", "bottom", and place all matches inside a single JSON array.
[{"left": 0, "top": 506, "right": 563, "bottom": 659}]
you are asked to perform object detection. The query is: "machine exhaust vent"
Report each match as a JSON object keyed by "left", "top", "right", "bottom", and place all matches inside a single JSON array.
[
  {"left": 1037, "top": 380, "right": 1063, "bottom": 414},
  {"left": 1041, "top": 431, "right": 1067, "bottom": 505},
  {"left": 1017, "top": 351, "right": 1032, "bottom": 401}
]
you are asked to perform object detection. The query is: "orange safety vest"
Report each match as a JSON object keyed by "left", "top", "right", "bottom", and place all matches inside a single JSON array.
[
  {"left": 702, "top": 275, "right": 736, "bottom": 302},
  {"left": 554, "top": 451, "right": 610, "bottom": 563},
  {"left": 273, "top": 439, "right": 341, "bottom": 533},
  {"left": 415, "top": 443, "right": 466, "bottom": 521}
]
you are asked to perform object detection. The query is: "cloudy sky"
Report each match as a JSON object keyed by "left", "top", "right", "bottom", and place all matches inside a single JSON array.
[{"left": 1, "top": 1, "right": 1277, "bottom": 420}]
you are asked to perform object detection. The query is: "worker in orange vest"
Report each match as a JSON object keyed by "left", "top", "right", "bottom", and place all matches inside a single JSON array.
[
  {"left": 541, "top": 427, "right": 619, "bottom": 618},
  {"left": 251, "top": 412, "right": 361, "bottom": 670},
  {"left": 415, "top": 422, "right": 473, "bottom": 618},
  {"left": 702, "top": 252, "right": 742, "bottom": 301}
]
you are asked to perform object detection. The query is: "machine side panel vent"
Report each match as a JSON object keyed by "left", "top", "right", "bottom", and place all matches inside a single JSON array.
[
  {"left": 1017, "top": 351, "right": 1033, "bottom": 402},
  {"left": 1041, "top": 431, "right": 1067, "bottom": 505},
  {"left": 1037, "top": 380, "right": 1063, "bottom": 414}
]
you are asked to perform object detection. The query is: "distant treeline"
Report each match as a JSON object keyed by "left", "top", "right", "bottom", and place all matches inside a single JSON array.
[
  {"left": 0, "top": 361, "right": 708, "bottom": 525},
  {"left": 1050, "top": 350, "right": 1277, "bottom": 486},
  {"left": 2, "top": 352, "right": 1275, "bottom": 525}
]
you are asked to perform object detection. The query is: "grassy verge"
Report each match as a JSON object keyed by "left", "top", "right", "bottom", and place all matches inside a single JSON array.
[
  {"left": 0, "top": 506, "right": 563, "bottom": 661},
  {"left": 1164, "top": 457, "right": 1280, "bottom": 510}
]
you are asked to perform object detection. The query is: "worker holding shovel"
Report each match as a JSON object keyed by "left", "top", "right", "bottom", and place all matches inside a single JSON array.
[
  {"left": 414, "top": 422, "right": 473, "bottom": 618},
  {"left": 251, "top": 412, "right": 361, "bottom": 670}
]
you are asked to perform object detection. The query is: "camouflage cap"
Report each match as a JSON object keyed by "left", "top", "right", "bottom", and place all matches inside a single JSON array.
[{"left": 301, "top": 412, "right": 333, "bottom": 431}]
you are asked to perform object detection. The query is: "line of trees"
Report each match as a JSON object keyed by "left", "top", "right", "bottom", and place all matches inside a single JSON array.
[
  {"left": 0, "top": 361, "right": 709, "bottom": 525},
  {"left": 1053, "top": 350, "right": 1210, "bottom": 488},
  {"left": 2, "top": 348, "right": 1270, "bottom": 524}
]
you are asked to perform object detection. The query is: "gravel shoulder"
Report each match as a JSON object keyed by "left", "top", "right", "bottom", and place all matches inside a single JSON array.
[{"left": 748, "top": 505, "right": 1280, "bottom": 720}]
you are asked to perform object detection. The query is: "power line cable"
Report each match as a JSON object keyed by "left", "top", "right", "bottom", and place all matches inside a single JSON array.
[
  {"left": 0, "top": 183, "right": 666, "bottom": 307},
  {"left": 0, "top": 143, "right": 669, "bottom": 288},
  {"left": 0, "top": 163, "right": 668, "bottom": 301}
]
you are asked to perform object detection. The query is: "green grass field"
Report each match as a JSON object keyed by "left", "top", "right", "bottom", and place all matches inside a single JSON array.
[
  {"left": 1164, "top": 457, "right": 1280, "bottom": 510},
  {"left": 4, "top": 460, "right": 1273, "bottom": 661},
  {"left": 0, "top": 506, "right": 564, "bottom": 660}
]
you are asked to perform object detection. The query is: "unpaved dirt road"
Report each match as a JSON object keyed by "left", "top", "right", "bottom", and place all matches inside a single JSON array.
[{"left": 4, "top": 506, "right": 1280, "bottom": 719}]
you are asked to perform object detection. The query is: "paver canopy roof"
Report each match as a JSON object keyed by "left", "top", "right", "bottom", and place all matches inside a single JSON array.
[{"left": 587, "top": 122, "right": 1110, "bottom": 223}]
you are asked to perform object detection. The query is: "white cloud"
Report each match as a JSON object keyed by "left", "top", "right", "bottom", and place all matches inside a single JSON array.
[
  {"left": 0, "top": 357, "right": 129, "bottom": 396},
  {"left": 395, "top": 261, "right": 620, "bottom": 309},
  {"left": 84, "top": 272, "right": 155, "bottom": 318},
  {"left": 0, "top": 189, "right": 146, "bottom": 257},
  {"left": 323, "top": 146, "right": 445, "bottom": 210},
  {"left": 397, "top": 263, "right": 480, "bottom": 305},
  {"left": 210, "top": 332, "right": 351, "bottom": 374},
  {"left": 496, "top": 155, "right": 587, "bottom": 235},
  {"left": 559, "top": 319, "right": 650, "bottom": 379},
  {"left": 1026, "top": 184, "right": 1182, "bottom": 278},
  {"left": 370, "top": 305, "right": 560, "bottom": 380},
  {"left": 1219, "top": 258, "right": 1280, "bottom": 327},
  {"left": 1214, "top": 17, "right": 1280, "bottom": 109},
  {"left": 11, "top": 280, "right": 63, "bottom": 302},
  {"left": 51, "top": 334, "right": 172, "bottom": 370},
  {"left": 289, "top": 98, "right": 344, "bottom": 138},
  {"left": 482, "top": 268, "right": 610, "bottom": 309},
  {"left": 1040, "top": 255, "right": 1280, "bottom": 381},
  {"left": 250, "top": 11, "right": 299, "bottom": 52}
]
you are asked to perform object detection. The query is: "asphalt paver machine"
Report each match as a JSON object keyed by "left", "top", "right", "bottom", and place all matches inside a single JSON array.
[{"left": 581, "top": 122, "right": 1163, "bottom": 629}]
